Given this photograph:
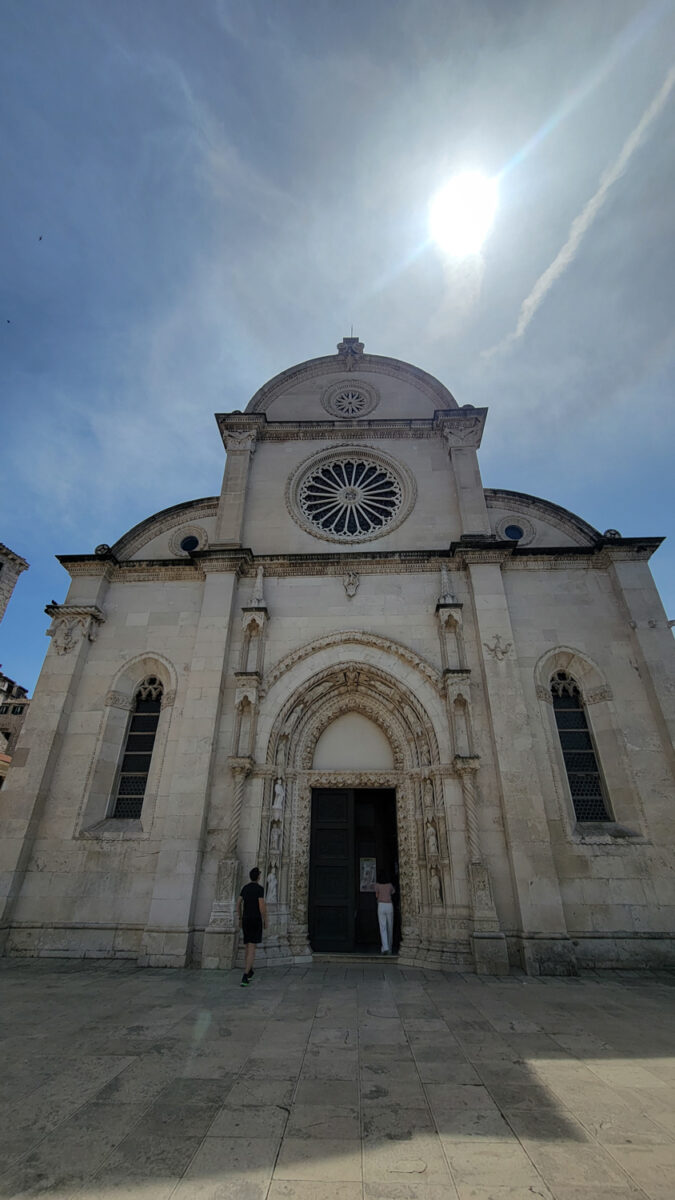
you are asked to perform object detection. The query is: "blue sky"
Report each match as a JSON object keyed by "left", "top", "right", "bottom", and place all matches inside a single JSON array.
[{"left": 2, "top": 0, "right": 675, "bottom": 693}]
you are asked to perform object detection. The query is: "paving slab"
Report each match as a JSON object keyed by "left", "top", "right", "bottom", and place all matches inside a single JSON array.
[{"left": 0, "top": 960, "right": 674, "bottom": 1199}]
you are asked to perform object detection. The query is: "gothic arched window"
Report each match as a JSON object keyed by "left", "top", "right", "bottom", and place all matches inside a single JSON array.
[
  {"left": 112, "top": 677, "right": 163, "bottom": 819},
  {"left": 551, "top": 671, "right": 610, "bottom": 822}
]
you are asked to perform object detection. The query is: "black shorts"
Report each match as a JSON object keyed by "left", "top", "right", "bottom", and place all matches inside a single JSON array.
[{"left": 242, "top": 917, "right": 263, "bottom": 945}]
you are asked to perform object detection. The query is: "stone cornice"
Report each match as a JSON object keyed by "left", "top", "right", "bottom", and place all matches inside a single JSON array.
[
  {"left": 0, "top": 544, "right": 29, "bottom": 571},
  {"left": 55, "top": 539, "right": 662, "bottom": 583},
  {"left": 217, "top": 412, "right": 474, "bottom": 445}
]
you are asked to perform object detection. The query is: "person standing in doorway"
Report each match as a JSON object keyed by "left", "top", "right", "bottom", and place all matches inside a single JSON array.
[
  {"left": 375, "top": 870, "right": 396, "bottom": 954},
  {"left": 237, "top": 867, "right": 267, "bottom": 986}
]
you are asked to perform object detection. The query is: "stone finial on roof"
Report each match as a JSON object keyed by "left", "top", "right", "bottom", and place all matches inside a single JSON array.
[{"left": 336, "top": 335, "right": 364, "bottom": 370}]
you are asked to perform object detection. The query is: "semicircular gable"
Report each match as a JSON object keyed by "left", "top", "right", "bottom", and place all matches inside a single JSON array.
[
  {"left": 485, "top": 488, "right": 600, "bottom": 547},
  {"left": 111, "top": 497, "right": 218, "bottom": 560},
  {"left": 245, "top": 351, "right": 458, "bottom": 415}
]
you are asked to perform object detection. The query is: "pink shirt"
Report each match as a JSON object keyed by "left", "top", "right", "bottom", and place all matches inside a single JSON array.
[{"left": 374, "top": 882, "right": 395, "bottom": 903}]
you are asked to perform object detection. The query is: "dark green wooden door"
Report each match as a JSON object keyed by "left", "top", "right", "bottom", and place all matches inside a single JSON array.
[{"left": 308, "top": 789, "right": 355, "bottom": 952}]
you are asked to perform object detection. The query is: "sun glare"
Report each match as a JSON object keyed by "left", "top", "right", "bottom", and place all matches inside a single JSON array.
[{"left": 429, "top": 172, "right": 498, "bottom": 256}]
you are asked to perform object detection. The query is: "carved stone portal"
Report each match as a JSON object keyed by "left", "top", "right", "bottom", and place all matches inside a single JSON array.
[{"left": 245, "top": 659, "right": 484, "bottom": 971}]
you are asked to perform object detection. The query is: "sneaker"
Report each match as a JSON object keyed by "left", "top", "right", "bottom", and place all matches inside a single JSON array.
[
  {"left": 240, "top": 973, "right": 249, "bottom": 987},
  {"left": 247, "top": 969, "right": 255, "bottom": 981}
]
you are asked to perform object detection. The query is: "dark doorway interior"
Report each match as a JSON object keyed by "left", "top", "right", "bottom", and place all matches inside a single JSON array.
[{"left": 308, "top": 788, "right": 399, "bottom": 953}]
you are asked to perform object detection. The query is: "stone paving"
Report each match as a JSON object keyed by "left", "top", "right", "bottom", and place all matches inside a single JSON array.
[{"left": 1, "top": 961, "right": 675, "bottom": 1200}]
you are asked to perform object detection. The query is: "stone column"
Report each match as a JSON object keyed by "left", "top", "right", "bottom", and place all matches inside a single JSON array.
[
  {"left": 201, "top": 757, "right": 252, "bottom": 968},
  {"left": 138, "top": 559, "right": 238, "bottom": 967},
  {"left": 460, "top": 548, "right": 577, "bottom": 975},
  {"left": 453, "top": 756, "right": 509, "bottom": 974},
  {"left": 0, "top": 566, "right": 108, "bottom": 952},
  {"left": 214, "top": 428, "right": 258, "bottom": 546}
]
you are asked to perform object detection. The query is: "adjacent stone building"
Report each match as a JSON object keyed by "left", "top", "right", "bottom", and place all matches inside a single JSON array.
[
  {"left": 0, "top": 672, "right": 30, "bottom": 771},
  {"left": 0, "top": 544, "right": 28, "bottom": 624},
  {"left": 1, "top": 338, "right": 673, "bottom": 973}
]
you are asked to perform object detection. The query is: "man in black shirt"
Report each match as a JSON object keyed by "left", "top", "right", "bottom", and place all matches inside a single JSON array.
[{"left": 237, "top": 866, "right": 267, "bottom": 986}]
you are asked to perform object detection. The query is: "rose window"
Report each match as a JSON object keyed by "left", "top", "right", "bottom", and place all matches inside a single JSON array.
[{"left": 298, "top": 457, "right": 403, "bottom": 539}]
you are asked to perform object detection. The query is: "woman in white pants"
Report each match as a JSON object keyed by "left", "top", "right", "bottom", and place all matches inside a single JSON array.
[{"left": 374, "top": 872, "right": 396, "bottom": 954}]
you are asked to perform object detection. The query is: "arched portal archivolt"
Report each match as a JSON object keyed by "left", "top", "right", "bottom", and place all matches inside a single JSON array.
[{"left": 257, "top": 659, "right": 449, "bottom": 960}]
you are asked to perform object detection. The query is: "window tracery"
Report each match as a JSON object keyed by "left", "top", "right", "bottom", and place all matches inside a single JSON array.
[
  {"left": 550, "top": 671, "right": 610, "bottom": 822},
  {"left": 112, "top": 676, "right": 163, "bottom": 819}
]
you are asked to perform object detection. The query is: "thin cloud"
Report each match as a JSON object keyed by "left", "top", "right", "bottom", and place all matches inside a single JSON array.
[{"left": 485, "top": 64, "right": 675, "bottom": 358}]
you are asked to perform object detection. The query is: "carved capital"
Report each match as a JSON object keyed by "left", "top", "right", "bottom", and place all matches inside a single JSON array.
[
  {"left": 439, "top": 412, "right": 485, "bottom": 449},
  {"left": 161, "top": 689, "right": 176, "bottom": 708},
  {"left": 585, "top": 685, "right": 613, "bottom": 705},
  {"left": 104, "top": 690, "right": 134, "bottom": 711},
  {"left": 228, "top": 755, "right": 253, "bottom": 778},
  {"left": 223, "top": 429, "right": 257, "bottom": 453},
  {"left": 45, "top": 604, "right": 105, "bottom": 655},
  {"left": 453, "top": 754, "right": 480, "bottom": 776},
  {"left": 536, "top": 684, "right": 553, "bottom": 704}
]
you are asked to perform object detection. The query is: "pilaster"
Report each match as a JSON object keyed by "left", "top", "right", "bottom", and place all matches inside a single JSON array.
[
  {"left": 607, "top": 553, "right": 675, "bottom": 772},
  {"left": 214, "top": 424, "right": 260, "bottom": 545},
  {"left": 459, "top": 549, "right": 577, "bottom": 975},
  {"left": 138, "top": 561, "right": 238, "bottom": 967},
  {"left": 0, "top": 585, "right": 107, "bottom": 951}
]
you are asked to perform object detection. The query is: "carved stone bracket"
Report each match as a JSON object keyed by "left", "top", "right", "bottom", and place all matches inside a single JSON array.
[{"left": 45, "top": 604, "right": 105, "bottom": 655}]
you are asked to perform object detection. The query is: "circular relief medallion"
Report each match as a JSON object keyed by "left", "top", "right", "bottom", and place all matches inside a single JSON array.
[
  {"left": 169, "top": 525, "right": 209, "bottom": 557},
  {"left": 287, "top": 446, "right": 416, "bottom": 543},
  {"left": 321, "top": 378, "right": 379, "bottom": 419}
]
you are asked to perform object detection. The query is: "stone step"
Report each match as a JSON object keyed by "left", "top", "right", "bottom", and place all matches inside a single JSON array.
[{"left": 312, "top": 952, "right": 399, "bottom": 964}]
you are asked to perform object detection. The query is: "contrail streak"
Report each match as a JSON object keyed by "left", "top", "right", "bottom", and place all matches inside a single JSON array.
[{"left": 485, "top": 65, "right": 675, "bottom": 357}]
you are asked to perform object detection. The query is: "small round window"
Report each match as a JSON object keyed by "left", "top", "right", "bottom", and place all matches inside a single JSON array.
[
  {"left": 504, "top": 524, "right": 524, "bottom": 541},
  {"left": 169, "top": 524, "right": 208, "bottom": 557}
]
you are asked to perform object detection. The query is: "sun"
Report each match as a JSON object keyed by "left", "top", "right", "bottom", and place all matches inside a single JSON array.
[{"left": 429, "top": 172, "right": 498, "bottom": 256}]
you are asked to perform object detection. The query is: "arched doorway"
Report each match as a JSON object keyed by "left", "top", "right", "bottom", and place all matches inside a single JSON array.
[
  {"left": 307, "top": 712, "right": 399, "bottom": 952},
  {"left": 258, "top": 659, "right": 454, "bottom": 964}
]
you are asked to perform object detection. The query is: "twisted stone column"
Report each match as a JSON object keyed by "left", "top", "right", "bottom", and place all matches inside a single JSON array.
[
  {"left": 454, "top": 755, "right": 481, "bottom": 864},
  {"left": 454, "top": 755, "right": 509, "bottom": 974}
]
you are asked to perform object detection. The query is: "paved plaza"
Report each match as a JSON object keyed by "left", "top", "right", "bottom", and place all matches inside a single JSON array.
[{"left": 1, "top": 961, "right": 675, "bottom": 1200}]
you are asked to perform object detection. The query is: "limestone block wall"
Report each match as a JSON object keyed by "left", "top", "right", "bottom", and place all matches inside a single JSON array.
[
  {"left": 5, "top": 573, "right": 208, "bottom": 959},
  {"left": 503, "top": 560, "right": 675, "bottom": 966},
  {"left": 241, "top": 437, "right": 463, "bottom": 555}
]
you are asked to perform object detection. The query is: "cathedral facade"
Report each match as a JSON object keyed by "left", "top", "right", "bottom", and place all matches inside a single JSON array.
[{"left": 2, "top": 338, "right": 674, "bottom": 974}]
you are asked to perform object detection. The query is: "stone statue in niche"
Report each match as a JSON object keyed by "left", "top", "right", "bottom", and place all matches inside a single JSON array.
[
  {"left": 423, "top": 779, "right": 434, "bottom": 809},
  {"left": 266, "top": 865, "right": 278, "bottom": 903},
  {"left": 430, "top": 867, "right": 442, "bottom": 905},
  {"left": 269, "top": 820, "right": 282, "bottom": 854},
  {"left": 425, "top": 818, "right": 439, "bottom": 857},
  {"left": 273, "top": 778, "right": 285, "bottom": 811}
]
